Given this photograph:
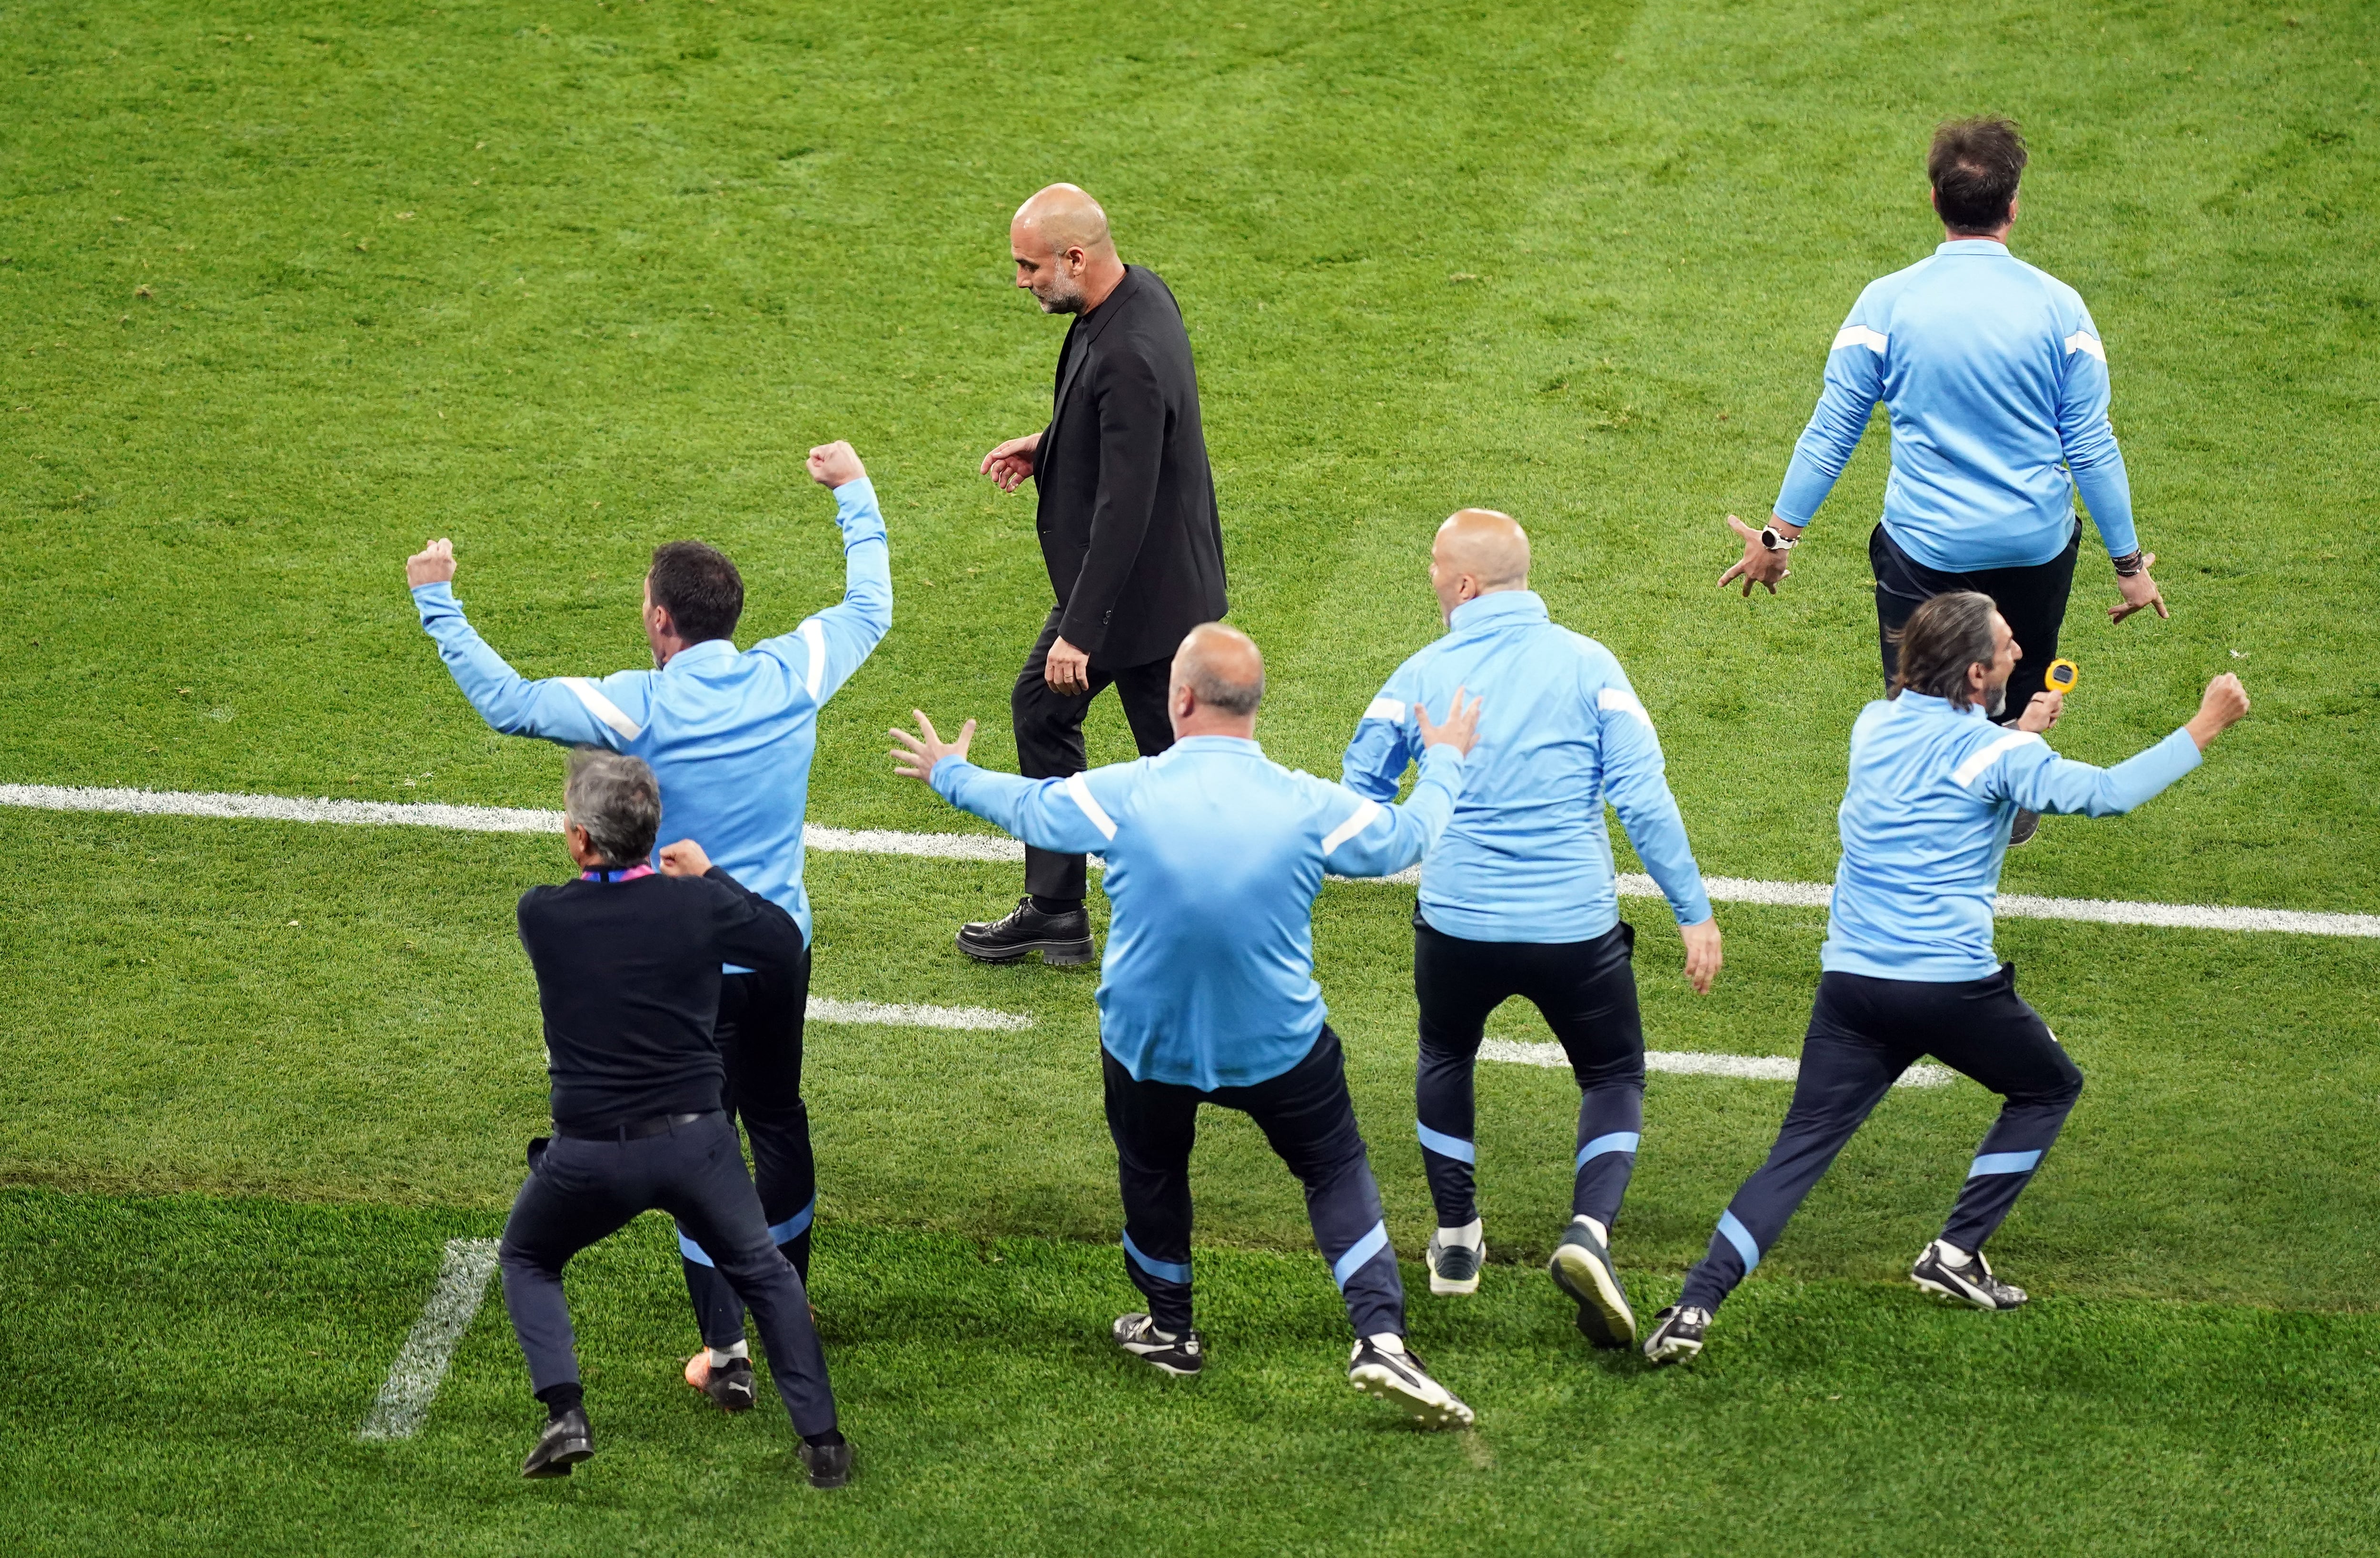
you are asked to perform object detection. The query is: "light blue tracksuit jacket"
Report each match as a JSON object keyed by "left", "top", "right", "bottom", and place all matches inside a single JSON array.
[
  {"left": 413, "top": 477, "right": 892, "bottom": 945},
  {"left": 1776, "top": 238, "right": 2138, "bottom": 572},
  {"left": 931, "top": 736, "right": 1467, "bottom": 1091},
  {"left": 1824, "top": 691, "right": 2202, "bottom": 983},
  {"left": 1340, "top": 590, "right": 1710, "bottom": 944}
]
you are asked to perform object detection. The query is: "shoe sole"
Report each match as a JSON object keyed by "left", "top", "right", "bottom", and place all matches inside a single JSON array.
[
  {"left": 1548, "top": 1242, "right": 1636, "bottom": 1348},
  {"left": 955, "top": 934, "right": 1097, "bottom": 967},
  {"left": 522, "top": 1442, "right": 593, "bottom": 1478},
  {"left": 1911, "top": 1271, "right": 2024, "bottom": 1310},
  {"left": 1428, "top": 1267, "right": 1481, "bottom": 1296},
  {"left": 1349, "top": 1365, "right": 1476, "bottom": 1429},
  {"left": 1643, "top": 1333, "right": 1703, "bottom": 1366},
  {"left": 1121, "top": 1351, "right": 1202, "bottom": 1377},
  {"left": 705, "top": 1382, "right": 755, "bottom": 1412}
]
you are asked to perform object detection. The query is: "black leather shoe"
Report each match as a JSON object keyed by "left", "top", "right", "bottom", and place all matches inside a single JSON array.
[
  {"left": 520, "top": 1407, "right": 594, "bottom": 1478},
  {"left": 703, "top": 1354, "right": 756, "bottom": 1412},
  {"left": 798, "top": 1436, "right": 853, "bottom": 1489},
  {"left": 2008, "top": 808, "right": 2040, "bottom": 847},
  {"left": 957, "top": 896, "right": 1095, "bottom": 965}
]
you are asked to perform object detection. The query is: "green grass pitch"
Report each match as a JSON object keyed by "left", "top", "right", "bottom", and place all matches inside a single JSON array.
[{"left": 3, "top": 0, "right": 2377, "bottom": 1552}]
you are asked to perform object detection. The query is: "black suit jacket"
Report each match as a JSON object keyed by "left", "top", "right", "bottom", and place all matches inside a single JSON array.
[{"left": 1033, "top": 264, "right": 1228, "bottom": 668}]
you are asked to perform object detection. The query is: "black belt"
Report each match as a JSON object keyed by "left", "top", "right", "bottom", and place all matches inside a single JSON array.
[{"left": 556, "top": 1110, "right": 714, "bottom": 1142}]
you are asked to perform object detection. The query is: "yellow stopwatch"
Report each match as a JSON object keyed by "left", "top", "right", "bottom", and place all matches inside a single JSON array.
[{"left": 2044, "top": 658, "right": 2080, "bottom": 694}]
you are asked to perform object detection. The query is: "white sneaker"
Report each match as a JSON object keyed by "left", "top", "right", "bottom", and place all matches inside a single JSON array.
[
  {"left": 1348, "top": 1336, "right": 1475, "bottom": 1429},
  {"left": 1423, "top": 1230, "right": 1485, "bottom": 1295}
]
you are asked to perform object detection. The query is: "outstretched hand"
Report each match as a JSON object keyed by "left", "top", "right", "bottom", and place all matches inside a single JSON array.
[
  {"left": 407, "top": 538, "right": 455, "bottom": 588},
  {"left": 1415, "top": 686, "right": 1484, "bottom": 757},
  {"left": 2109, "top": 553, "right": 2167, "bottom": 625},
  {"left": 1716, "top": 514, "right": 1792, "bottom": 597},
  {"left": 890, "top": 709, "right": 977, "bottom": 782}
]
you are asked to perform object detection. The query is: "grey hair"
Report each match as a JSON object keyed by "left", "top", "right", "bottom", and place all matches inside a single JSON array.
[
  {"left": 564, "top": 748, "right": 661, "bottom": 866},
  {"left": 1889, "top": 591, "right": 2000, "bottom": 707}
]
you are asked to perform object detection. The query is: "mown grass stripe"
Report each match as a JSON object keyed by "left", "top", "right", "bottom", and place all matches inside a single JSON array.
[
  {"left": 4, "top": 784, "right": 2373, "bottom": 939},
  {"left": 1479, "top": 1039, "right": 1954, "bottom": 1088},
  {"left": 808, "top": 997, "right": 1031, "bottom": 1031},
  {"left": 355, "top": 1236, "right": 499, "bottom": 1444}
]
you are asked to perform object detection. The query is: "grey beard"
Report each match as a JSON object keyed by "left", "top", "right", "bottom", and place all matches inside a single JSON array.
[{"left": 1987, "top": 683, "right": 2008, "bottom": 721}]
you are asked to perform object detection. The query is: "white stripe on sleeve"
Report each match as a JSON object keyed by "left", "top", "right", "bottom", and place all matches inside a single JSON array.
[
  {"left": 1831, "top": 325, "right": 1888, "bottom": 355},
  {"left": 1062, "top": 773, "right": 1117, "bottom": 841},
  {"left": 799, "top": 619, "right": 827, "bottom": 699},
  {"left": 1951, "top": 730, "right": 2044, "bottom": 788},
  {"left": 1597, "top": 686, "right": 1653, "bottom": 726},
  {"left": 557, "top": 677, "right": 643, "bottom": 740},
  {"left": 2063, "top": 330, "right": 2106, "bottom": 363},
  {"left": 1361, "top": 696, "right": 1406, "bottom": 723},
  {"left": 1321, "top": 799, "right": 1385, "bottom": 854}
]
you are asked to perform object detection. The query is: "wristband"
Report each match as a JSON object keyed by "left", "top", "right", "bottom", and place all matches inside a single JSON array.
[{"left": 2112, "top": 549, "right": 2145, "bottom": 577}]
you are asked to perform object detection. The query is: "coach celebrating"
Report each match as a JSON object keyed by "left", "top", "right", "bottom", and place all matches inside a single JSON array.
[
  {"left": 1721, "top": 117, "right": 2166, "bottom": 847},
  {"left": 500, "top": 751, "right": 847, "bottom": 1487},
  {"left": 967, "top": 183, "right": 1228, "bottom": 965},
  {"left": 894, "top": 625, "right": 1481, "bottom": 1428},
  {"left": 1642, "top": 593, "right": 2249, "bottom": 1367}
]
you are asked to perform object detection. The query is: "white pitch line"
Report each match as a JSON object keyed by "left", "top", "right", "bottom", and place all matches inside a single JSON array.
[
  {"left": 357, "top": 1236, "right": 500, "bottom": 1444},
  {"left": 808, "top": 997, "right": 1031, "bottom": 1031},
  {"left": 1479, "top": 1038, "right": 1954, "bottom": 1089},
  {"left": 4, "top": 784, "right": 2374, "bottom": 939}
]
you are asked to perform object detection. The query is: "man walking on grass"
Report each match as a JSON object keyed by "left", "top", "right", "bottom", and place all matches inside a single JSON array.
[
  {"left": 1718, "top": 116, "right": 2168, "bottom": 848},
  {"left": 406, "top": 440, "right": 889, "bottom": 1413},
  {"left": 893, "top": 624, "right": 1484, "bottom": 1428},
  {"left": 501, "top": 750, "right": 848, "bottom": 1487},
  {"left": 1342, "top": 508, "right": 1720, "bottom": 1350},
  {"left": 1642, "top": 591, "right": 2248, "bottom": 1365}
]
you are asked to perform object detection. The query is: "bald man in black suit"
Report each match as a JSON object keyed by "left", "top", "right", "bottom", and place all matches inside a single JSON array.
[{"left": 967, "top": 183, "right": 1229, "bottom": 964}]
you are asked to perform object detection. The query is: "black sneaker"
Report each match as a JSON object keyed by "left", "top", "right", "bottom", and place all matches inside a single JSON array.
[
  {"left": 2008, "top": 808, "right": 2040, "bottom": 847},
  {"left": 1911, "top": 1240, "right": 2029, "bottom": 1310},
  {"left": 1547, "top": 1221, "right": 1636, "bottom": 1349},
  {"left": 520, "top": 1407, "right": 594, "bottom": 1478},
  {"left": 1348, "top": 1337, "right": 1474, "bottom": 1429},
  {"left": 957, "top": 897, "right": 1096, "bottom": 965},
  {"left": 1112, "top": 1312, "right": 1204, "bottom": 1376},
  {"left": 703, "top": 1354, "right": 756, "bottom": 1412},
  {"left": 798, "top": 1436, "right": 853, "bottom": 1489},
  {"left": 1424, "top": 1230, "right": 1484, "bottom": 1296},
  {"left": 1641, "top": 1304, "right": 1709, "bottom": 1365}
]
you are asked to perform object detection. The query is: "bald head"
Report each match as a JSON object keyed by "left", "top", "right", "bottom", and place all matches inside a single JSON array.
[
  {"left": 1013, "top": 183, "right": 1113, "bottom": 255},
  {"left": 1169, "top": 622, "right": 1265, "bottom": 734},
  {"left": 1429, "top": 508, "right": 1529, "bottom": 621},
  {"left": 1010, "top": 184, "right": 1126, "bottom": 316}
]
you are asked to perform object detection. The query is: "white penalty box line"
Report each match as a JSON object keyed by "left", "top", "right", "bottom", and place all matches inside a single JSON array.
[{"left": 6, "top": 784, "right": 2374, "bottom": 940}]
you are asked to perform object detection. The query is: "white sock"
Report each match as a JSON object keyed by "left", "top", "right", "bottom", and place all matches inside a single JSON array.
[
  {"left": 1934, "top": 1240, "right": 1972, "bottom": 1266},
  {"left": 1364, "top": 1332, "right": 1407, "bottom": 1354},
  {"left": 708, "top": 1341, "right": 750, "bottom": 1368},
  {"left": 1574, "top": 1214, "right": 1610, "bottom": 1248},
  {"left": 1437, "top": 1218, "right": 1484, "bottom": 1251}
]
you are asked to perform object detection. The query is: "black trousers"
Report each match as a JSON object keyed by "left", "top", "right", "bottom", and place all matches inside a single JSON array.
[
  {"left": 680, "top": 951, "right": 813, "bottom": 1349},
  {"left": 1872, "top": 523, "right": 2080, "bottom": 714},
  {"left": 1678, "top": 965, "right": 2083, "bottom": 1313},
  {"left": 1103, "top": 1027, "right": 1405, "bottom": 1341},
  {"left": 499, "top": 1111, "right": 837, "bottom": 1436},
  {"left": 1414, "top": 918, "right": 1646, "bottom": 1230},
  {"left": 1012, "top": 607, "right": 1175, "bottom": 902}
]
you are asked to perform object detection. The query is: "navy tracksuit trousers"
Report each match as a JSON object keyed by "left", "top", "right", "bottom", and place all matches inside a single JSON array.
[
  {"left": 1104, "top": 1027, "right": 1405, "bottom": 1340},
  {"left": 499, "top": 1111, "right": 837, "bottom": 1436},
  {"left": 1414, "top": 918, "right": 1646, "bottom": 1231},
  {"left": 680, "top": 956, "right": 817, "bottom": 1350},
  {"left": 1679, "top": 964, "right": 2083, "bottom": 1313}
]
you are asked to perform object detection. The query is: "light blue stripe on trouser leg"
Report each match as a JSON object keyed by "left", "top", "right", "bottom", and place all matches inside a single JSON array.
[
  {"left": 1330, "top": 1220, "right": 1391, "bottom": 1289},
  {"left": 1716, "top": 1209, "right": 1761, "bottom": 1275},
  {"left": 1416, "top": 1121, "right": 1477, "bottom": 1164},
  {"left": 679, "top": 1194, "right": 817, "bottom": 1268},
  {"left": 1967, "top": 1150, "right": 2043, "bottom": 1178},
  {"left": 1576, "top": 1130, "right": 1640, "bottom": 1170},
  {"left": 1121, "top": 1229, "right": 1192, "bottom": 1286}
]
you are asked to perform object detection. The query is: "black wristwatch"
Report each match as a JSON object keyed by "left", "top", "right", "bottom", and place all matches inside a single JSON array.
[{"left": 1760, "top": 526, "right": 1799, "bottom": 552}]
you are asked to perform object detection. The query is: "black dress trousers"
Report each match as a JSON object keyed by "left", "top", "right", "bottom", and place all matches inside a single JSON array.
[{"left": 1010, "top": 607, "right": 1175, "bottom": 902}]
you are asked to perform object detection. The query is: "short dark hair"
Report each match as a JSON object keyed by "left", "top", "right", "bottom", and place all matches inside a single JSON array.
[
  {"left": 564, "top": 748, "right": 661, "bottom": 866},
  {"left": 647, "top": 540, "right": 744, "bottom": 643},
  {"left": 1929, "top": 116, "right": 2027, "bottom": 233},
  {"left": 1889, "top": 591, "right": 2001, "bottom": 707}
]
